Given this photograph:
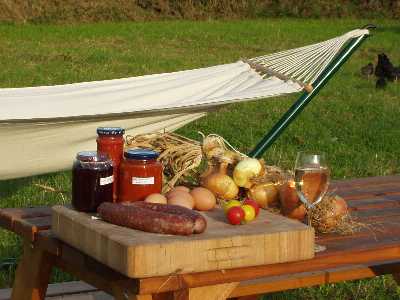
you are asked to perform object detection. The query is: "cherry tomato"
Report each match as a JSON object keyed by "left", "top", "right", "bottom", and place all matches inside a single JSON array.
[
  {"left": 223, "top": 199, "right": 241, "bottom": 213},
  {"left": 242, "top": 198, "right": 260, "bottom": 216},
  {"left": 242, "top": 204, "right": 256, "bottom": 222},
  {"left": 226, "top": 206, "right": 245, "bottom": 225}
]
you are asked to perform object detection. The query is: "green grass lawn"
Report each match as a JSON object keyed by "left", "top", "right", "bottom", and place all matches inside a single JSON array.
[{"left": 0, "top": 19, "right": 399, "bottom": 298}]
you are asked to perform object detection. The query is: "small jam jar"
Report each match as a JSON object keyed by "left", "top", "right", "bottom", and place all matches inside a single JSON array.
[
  {"left": 72, "top": 151, "right": 113, "bottom": 212},
  {"left": 96, "top": 127, "right": 125, "bottom": 202},
  {"left": 119, "top": 149, "right": 163, "bottom": 202}
]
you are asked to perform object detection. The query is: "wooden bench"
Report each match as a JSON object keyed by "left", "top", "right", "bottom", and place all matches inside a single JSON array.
[{"left": 1, "top": 175, "right": 400, "bottom": 300}]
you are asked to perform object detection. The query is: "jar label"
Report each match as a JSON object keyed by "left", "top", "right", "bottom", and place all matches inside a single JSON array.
[
  {"left": 100, "top": 175, "right": 114, "bottom": 186},
  {"left": 132, "top": 177, "right": 154, "bottom": 185}
]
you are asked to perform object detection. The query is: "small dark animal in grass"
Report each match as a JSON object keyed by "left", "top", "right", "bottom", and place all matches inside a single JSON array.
[
  {"left": 376, "top": 77, "right": 387, "bottom": 89},
  {"left": 375, "top": 53, "right": 396, "bottom": 81},
  {"left": 361, "top": 63, "right": 374, "bottom": 78}
]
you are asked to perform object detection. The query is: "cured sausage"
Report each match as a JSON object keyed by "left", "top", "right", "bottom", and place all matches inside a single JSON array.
[
  {"left": 130, "top": 202, "right": 207, "bottom": 233},
  {"left": 97, "top": 202, "right": 207, "bottom": 235},
  {"left": 98, "top": 202, "right": 195, "bottom": 235},
  {"left": 123, "top": 202, "right": 207, "bottom": 234}
]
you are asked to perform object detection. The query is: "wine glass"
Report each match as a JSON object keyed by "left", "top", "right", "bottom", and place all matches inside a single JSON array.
[{"left": 294, "top": 151, "right": 330, "bottom": 252}]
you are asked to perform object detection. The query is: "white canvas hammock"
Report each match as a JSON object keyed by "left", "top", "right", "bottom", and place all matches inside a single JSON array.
[{"left": 0, "top": 29, "right": 369, "bottom": 180}]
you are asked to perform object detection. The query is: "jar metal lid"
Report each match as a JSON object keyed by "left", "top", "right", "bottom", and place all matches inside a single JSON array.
[
  {"left": 124, "top": 149, "right": 159, "bottom": 160},
  {"left": 97, "top": 127, "right": 125, "bottom": 136},
  {"left": 76, "top": 151, "right": 111, "bottom": 163}
]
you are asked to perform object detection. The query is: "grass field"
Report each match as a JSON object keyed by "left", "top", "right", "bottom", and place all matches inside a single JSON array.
[{"left": 0, "top": 19, "right": 399, "bottom": 298}]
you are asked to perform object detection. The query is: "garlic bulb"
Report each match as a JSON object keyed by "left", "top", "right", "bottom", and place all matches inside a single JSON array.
[{"left": 233, "top": 158, "right": 262, "bottom": 188}]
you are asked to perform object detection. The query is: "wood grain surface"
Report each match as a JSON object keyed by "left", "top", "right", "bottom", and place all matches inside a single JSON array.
[{"left": 51, "top": 206, "right": 314, "bottom": 278}]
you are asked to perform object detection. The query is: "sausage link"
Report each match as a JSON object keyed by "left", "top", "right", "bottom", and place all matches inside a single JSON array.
[
  {"left": 129, "top": 202, "right": 207, "bottom": 233},
  {"left": 97, "top": 202, "right": 195, "bottom": 235}
]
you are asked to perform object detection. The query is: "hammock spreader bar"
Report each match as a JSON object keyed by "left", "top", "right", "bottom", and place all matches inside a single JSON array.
[{"left": 248, "top": 25, "right": 375, "bottom": 158}]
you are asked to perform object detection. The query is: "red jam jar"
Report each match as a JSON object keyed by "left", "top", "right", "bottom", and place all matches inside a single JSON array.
[
  {"left": 96, "top": 127, "right": 125, "bottom": 202},
  {"left": 72, "top": 151, "right": 113, "bottom": 212},
  {"left": 119, "top": 149, "right": 163, "bottom": 202}
]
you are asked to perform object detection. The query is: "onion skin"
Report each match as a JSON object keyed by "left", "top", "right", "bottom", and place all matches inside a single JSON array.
[
  {"left": 279, "top": 181, "right": 301, "bottom": 211},
  {"left": 332, "top": 196, "right": 348, "bottom": 216},
  {"left": 202, "top": 173, "right": 239, "bottom": 200},
  {"left": 279, "top": 181, "right": 306, "bottom": 220},
  {"left": 285, "top": 204, "right": 306, "bottom": 221},
  {"left": 320, "top": 196, "right": 348, "bottom": 229},
  {"left": 247, "top": 182, "right": 279, "bottom": 209},
  {"left": 233, "top": 158, "right": 262, "bottom": 188}
]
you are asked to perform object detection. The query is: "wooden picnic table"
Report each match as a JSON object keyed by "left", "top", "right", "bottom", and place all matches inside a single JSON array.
[{"left": 0, "top": 175, "right": 400, "bottom": 300}]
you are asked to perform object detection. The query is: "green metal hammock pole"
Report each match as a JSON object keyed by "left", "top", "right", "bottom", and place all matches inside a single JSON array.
[{"left": 248, "top": 26, "right": 375, "bottom": 158}]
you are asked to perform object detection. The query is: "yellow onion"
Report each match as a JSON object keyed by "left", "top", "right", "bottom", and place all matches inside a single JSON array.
[
  {"left": 279, "top": 180, "right": 301, "bottom": 211},
  {"left": 279, "top": 180, "right": 307, "bottom": 221},
  {"left": 247, "top": 182, "right": 279, "bottom": 209},
  {"left": 233, "top": 158, "right": 262, "bottom": 188},
  {"left": 202, "top": 173, "right": 239, "bottom": 200},
  {"left": 285, "top": 204, "right": 306, "bottom": 221},
  {"left": 321, "top": 196, "right": 348, "bottom": 228},
  {"left": 310, "top": 195, "right": 349, "bottom": 232},
  {"left": 332, "top": 196, "right": 348, "bottom": 216}
]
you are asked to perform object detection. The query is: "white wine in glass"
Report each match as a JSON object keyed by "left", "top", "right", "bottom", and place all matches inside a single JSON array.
[{"left": 294, "top": 152, "right": 330, "bottom": 252}]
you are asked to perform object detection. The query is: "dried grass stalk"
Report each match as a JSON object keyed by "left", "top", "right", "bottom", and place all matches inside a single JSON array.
[{"left": 126, "top": 132, "right": 286, "bottom": 194}]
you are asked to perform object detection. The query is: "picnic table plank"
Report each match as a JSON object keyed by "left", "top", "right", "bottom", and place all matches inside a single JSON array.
[
  {"left": 0, "top": 207, "right": 51, "bottom": 231},
  {"left": 229, "top": 260, "right": 400, "bottom": 297},
  {"left": 136, "top": 244, "right": 400, "bottom": 294},
  {"left": 331, "top": 175, "right": 400, "bottom": 189}
]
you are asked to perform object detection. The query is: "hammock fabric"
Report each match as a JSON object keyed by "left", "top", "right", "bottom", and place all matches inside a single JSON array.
[{"left": 0, "top": 29, "right": 369, "bottom": 180}]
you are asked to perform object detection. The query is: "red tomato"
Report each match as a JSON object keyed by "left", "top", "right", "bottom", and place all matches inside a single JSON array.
[
  {"left": 226, "top": 206, "right": 245, "bottom": 225},
  {"left": 242, "top": 198, "right": 260, "bottom": 216}
]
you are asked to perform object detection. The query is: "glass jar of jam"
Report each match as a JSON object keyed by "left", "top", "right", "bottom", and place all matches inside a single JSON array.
[
  {"left": 119, "top": 149, "right": 163, "bottom": 202},
  {"left": 96, "top": 127, "right": 125, "bottom": 202},
  {"left": 72, "top": 151, "right": 113, "bottom": 212}
]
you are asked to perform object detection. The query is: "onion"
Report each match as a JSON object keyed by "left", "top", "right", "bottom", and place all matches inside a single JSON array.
[
  {"left": 233, "top": 158, "right": 262, "bottom": 188},
  {"left": 247, "top": 182, "right": 279, "bottom": 209},
  {"left": 279, "top": 180, "right": 301, "bottom": 211},
  {"left": 311, "top": 195, "right": 349, "bottom": 232},
  {"left": 279, "top": 180, "right": 306, "bottom": 220},
  {"left": 202, "top": 173, "right": 239, "bottom": 200},
  {"left": 285, "top": 204, "right": 306, "bottom": 221},
  {"left": 332, "top": 196, "right": 348, "bottom": 216}
]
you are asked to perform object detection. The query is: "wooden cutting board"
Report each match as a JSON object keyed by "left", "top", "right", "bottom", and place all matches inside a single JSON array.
[{"left": 52, "top": 205, "right": 314, "bottom": 278}]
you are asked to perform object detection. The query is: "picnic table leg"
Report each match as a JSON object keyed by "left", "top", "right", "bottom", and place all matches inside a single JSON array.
[
  {"left": 11, "top": 241, "right": 54, "bottom": 300},
  {"left": 173, "top": 282, "right": 238, "bottom": 300}
]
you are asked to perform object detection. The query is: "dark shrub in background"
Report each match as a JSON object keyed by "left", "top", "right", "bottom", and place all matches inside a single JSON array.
[{"left": 0, "top": 0, "right": 399, "bottom": 23}]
